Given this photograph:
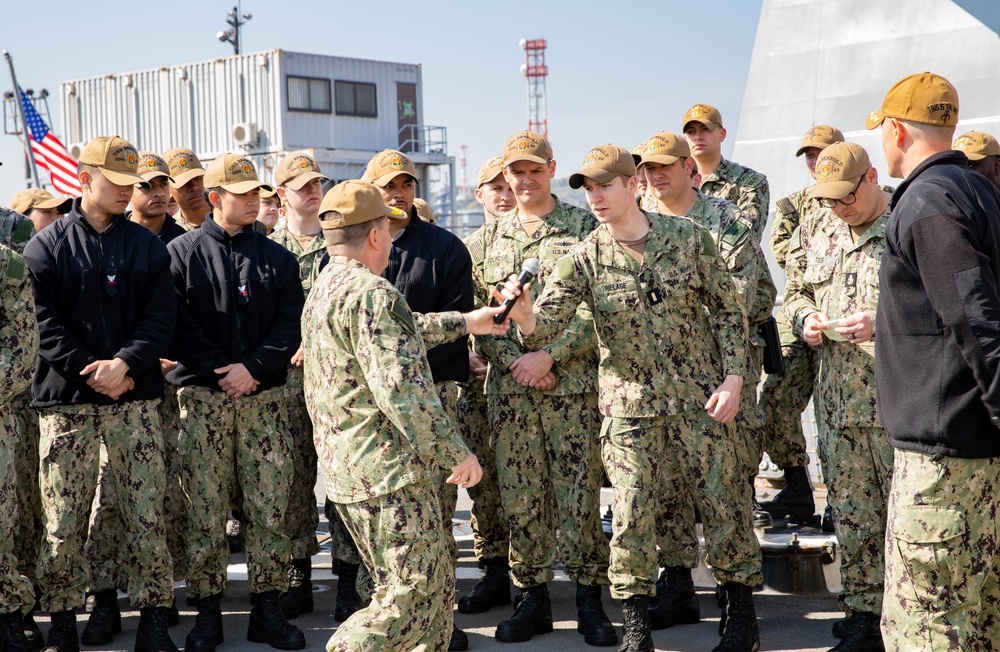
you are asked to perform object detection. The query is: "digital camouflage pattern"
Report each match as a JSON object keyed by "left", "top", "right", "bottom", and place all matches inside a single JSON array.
[
  {"left": 12, "top": 389, "right": 42, "bottom": 583},
  {"left": 699, "top": 158, "right": 770, "bottom": 242},
  {"left": 770, "top": 187, "right": 823, "bottom": 269},
  {"left": 178, "top": 384, "right": 293, "bottom": 597},
  {"left": 302, "top": 256, "right": 471, "bottom": 651},
  {"left": 0, "top": 242, "right": 38, "bottom": 614},
  {"left": 270, "top": 229, "right": 326, "bottom": 561},
  {"left": 783, "top": 205, "right": 892, "bottom": 615},
  {"left": 0, "top": 208, "right": 34, "bottom": 255},
  {"left": 522, "top": 214, "right": 760, "bottom": 592},
  {"left": 882, "top": 449, "right": 1000, "bottom": 650},
  {"left": 468, "top": 197, "right": 607, "bottom": 589},
  {"left": 37, "top": 400, "right": 173, "bottom": 612},
  {"left": 434, "top": 380, "right": 461, "bottom": 567}
]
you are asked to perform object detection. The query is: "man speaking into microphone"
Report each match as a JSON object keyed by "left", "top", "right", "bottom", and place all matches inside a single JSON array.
[{"left": 466, "top": 131, "right": 613, "bottom": 646}]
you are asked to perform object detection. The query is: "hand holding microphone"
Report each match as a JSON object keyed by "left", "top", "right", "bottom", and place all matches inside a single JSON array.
[{"left": 494, "top": 258, "right": 540, "bottom": 324}]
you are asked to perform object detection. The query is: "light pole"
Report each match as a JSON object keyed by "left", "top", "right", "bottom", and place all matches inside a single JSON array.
[{"left": 216, "top": 2, "right": 252, "bottom": 55}]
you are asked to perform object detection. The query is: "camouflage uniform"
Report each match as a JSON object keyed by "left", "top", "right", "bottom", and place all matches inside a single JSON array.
[
  {"left": 784, "top": 206, "right": 892, "bottom": 616},
  {"left": 468, "top": 197, "right": 609, "bottom": 590},
  {"left": 654, "top": 195, "right": 776, "bottom": 569},
  {"left": 699, "top": 158, "right": 770, "bottom": 242},
  {"left": 0, "top": 243, "right": 38, "bottom": 616},
  {"left": 302, "top": 255, "right": 472, "bottom": 652},
  {"left": 456, "top": 355, "right": 508, "bottom": 562},
  {"left": 269, "top": 228, "right": 324, "bottom": 560},
  {"left": 522, "top": 214, "right": 762, "bottom": 598},
  {"left": 178, "top": 385, "right": 293, "bottom": 597}
]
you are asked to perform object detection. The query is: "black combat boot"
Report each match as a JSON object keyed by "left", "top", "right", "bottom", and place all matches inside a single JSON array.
[
  {"left": 278, "top": 558, "right": 313, "bottom": 620},
  {"left": 617, "top": 595, "right": 653, "bottom": 652},
  {"left": 22, "top": 610, "right": 42, "bottom": 651},
  {"left": 0, "top": 611, "right": 30, "bottom": 652},
  {"left": 184, "top": 593, "right": 224, "bottom": 652},
  {"left": 832, "top": 616, "right": 847, "bottom": 638},
  {"left": 134, "top": 607, "right": 179, "bottom": 652},
  {"left": 448, "top": 627, "right": 469, "bottom": 651},
  {"left": 649, "top": 566, "right": 700, "bottom": 630},
  {"left": 457, "top": 557, "right": 511, "bottom": 614},
  {"left": 576, "top": 583, "right": 617, "bottom": 646},
  {"left": 712, "top": 582, "right": 759, "bottom": 652},
  {"left": 333, "top": 562, "right": 364, "bottom": 622},
  {"left": 749, "top": 475, "right": 774, "bottom": 529},
  {"left": 44, "top": 611, "right": 79, "bottom": 652},
  {"left": 759, "top": 466, "right": 815, "bottom": 522},
  {"left": 494, "top": 584, "right": 554, "bottom": 642},
  {"left": 247, "top": 590, "right": 305, "bottom": 650},
  {"left": 828, "top": 611, "right": 884, "bottom": 651},
  {"left": 823, "top": 504, "right": 836, "bottom": 533},
  {"left": 80, "top": 589, "right": 121, "bottom": 645}
]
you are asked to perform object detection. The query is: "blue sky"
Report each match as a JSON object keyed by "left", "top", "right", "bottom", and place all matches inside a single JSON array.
[{"left": 0, "top": 0, "right": 762, "bottom": 204}]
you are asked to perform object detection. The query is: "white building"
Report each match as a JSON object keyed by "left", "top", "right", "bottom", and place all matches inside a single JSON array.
[{"left": 59, "top": 49, "right": 456, "bottom": 220}]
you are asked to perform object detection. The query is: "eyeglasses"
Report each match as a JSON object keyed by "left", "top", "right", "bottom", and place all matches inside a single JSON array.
[{"left": 818, "top": 176, "right": 864, "bottom": 208}]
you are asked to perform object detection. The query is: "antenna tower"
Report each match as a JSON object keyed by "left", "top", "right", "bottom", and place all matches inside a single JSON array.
[{"left": 519, "top": 39, "right": 548, "bottom": 138}]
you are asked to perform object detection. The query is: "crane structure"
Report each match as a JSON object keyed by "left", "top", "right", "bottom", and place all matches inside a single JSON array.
[
  {"left": 457, "top": 143, "right": 470, "bottom": 199},
  {"left": 519, "top": 38, "right": 548, "bottom": 138}
]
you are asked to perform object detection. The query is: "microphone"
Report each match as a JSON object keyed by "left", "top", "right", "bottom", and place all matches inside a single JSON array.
[{"left": 493, "top": 258, "right": 540, "bottom": 324}]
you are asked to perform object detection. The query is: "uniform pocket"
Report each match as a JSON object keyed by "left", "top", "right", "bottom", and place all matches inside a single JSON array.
[{"left": 888, "top": 505, "right": 967, "bottom": 612}]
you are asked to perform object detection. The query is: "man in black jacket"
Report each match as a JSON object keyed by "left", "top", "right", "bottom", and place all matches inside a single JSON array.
[
  {"left": 871, "top": 72, "right": 1000, "bottom": 649},
  {"left": 362, "top": 148, "right": 475, "bottom": 651},
  {"left": 23, "top": 135, "right": 178, "bottom": 652},
  {"left": 167, "top": 154, "right": 305, "bottom": 652}
]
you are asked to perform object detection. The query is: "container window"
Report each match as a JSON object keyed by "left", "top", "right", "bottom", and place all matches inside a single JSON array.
[
  {"left": 287, "top": 75, "right": 332, "bottom": 113},
  {"left": 335, "top": 80, "right": 377, "bottom": 117}
]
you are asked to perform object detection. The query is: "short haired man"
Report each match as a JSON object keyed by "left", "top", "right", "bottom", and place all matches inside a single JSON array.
[
  {"left": 456, "top": 155, "right": 516, "bottom": 616},
  {"left": 504, "top": 143, "right": 762, "bottom": 652},
  {"left": 637, "top": 132, "right": 774, "bottom": 632},
  {"left": 167, "top": 154, "right": 305, "bottom": 652},
  {"left": 10, "top": 188, "right": 70, "bottom": 234},
  {"left": 362, "top": 149, "right": 477, "bottom": 648},
  {"left": 23, "top": 135, "right": 178, "bottom": 652},
  {"left": 0, "top": 240, "right": 39, "bottom": 652},
  {"left": 467, "top": 132, "right": 613, "bottom": 646},
  {"left": 83, "top": 151, "right": 189, "bottom": 627},
  {"left": 257, "top": 188, "right": 281, "bottom": 234},
  {"left": 871, "top": 72, "right": 1000, "bottom": 649},
  {"left": 268, "top": 151, "right": 329, "bottom": 617},
  {"left": 682, "top": 104, "right": 770, "bottom": 240},
  {"left": 785, "top": 142, "right": 893, "bottom": 652},
  {"left": 757, "top": 125, "right": 844, "bottom": 526},
  {"left": 164, "top": 147, "right": 209, "bottom": 231},
  {"left": 953, "top": 130, "right": 1000, "bottom": 189},
  {"left": 302, "top": 179, "right": 506, "bottom": 651}
]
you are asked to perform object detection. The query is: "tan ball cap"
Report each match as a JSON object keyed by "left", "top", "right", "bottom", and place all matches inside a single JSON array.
[
  {"left": 476, "top": 155, "right": 505, "bottom": 187},
  {"left": 811, "top": 142, "right": 873, "bottom": 199},
  {"left": 318, "top": 179, "right": 407, "bottom": 229},
  {"left": 682, "top": 104, "right": 723, "bottom": 131},
  {"left": 275, "top": 151, "right": 329, "bottom": 190},
  {"left": 79, "top": 136, "right": 149, "bottom": 188},
  {"left": 203, "top": 154, "right": 274, "bottom": 195},
  {"left": 362, "top": 149, "right": 418, "bottom": 187},
  {"left": 636, "top": 132, "right": 691, "bottom": 169},
  {"left": 953, "top": 131, "right": 1000, "bottom": 161},
  {"left": 10, "top": 187, "right": 72, "bottom": 215},
  {"left": 865, "top": 71, "right": 959, "bottom": 130},
  {"left": 796, "top": 125, "right": 845, "bottom": 157},
  {"left": 163, "top": 147, "right": 206, "bottom": 188},
  {"left": 502, "top": 130, "right": 553, "bottom": 167},
  {"left": 568, "top": 144, "right": 637, "bottom": 189},
  {"left": 137, "top": 151, "right": 174, "bottom": 183},
  {"left": 413, "top": 198, "right": 436, "bottom": 223}
]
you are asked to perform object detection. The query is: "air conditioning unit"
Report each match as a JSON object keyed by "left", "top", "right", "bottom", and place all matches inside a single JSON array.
[
  {"left": 67, "top": 142, "right": 85, "bottom": 160},
  {"left": 233, "top": 122, "right": 258, "bottom": 147}
]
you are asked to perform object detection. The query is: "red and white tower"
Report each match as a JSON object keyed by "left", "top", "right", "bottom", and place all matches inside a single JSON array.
[{"left": 519, "top": 39, "right": 548, "bottom": 138}]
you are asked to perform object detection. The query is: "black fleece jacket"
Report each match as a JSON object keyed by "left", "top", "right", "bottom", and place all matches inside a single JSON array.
[
  {"left": 166, "top": 216, "right": 303, "bottom": 394},
  {"left": 876, "top": 150, "right": 1000, "bottom": 458},
  {"left": 23, "top": 201, "right": 175, "bottom": 407}
]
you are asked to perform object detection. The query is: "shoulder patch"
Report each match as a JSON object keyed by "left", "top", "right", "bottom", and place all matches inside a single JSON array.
[
  {"left": 701, "top": 229, "right": 718, "bottom": 258},
  {"left": 776, "top": 197, "right": 796, "bottom": 217},
  {"left": 390, "top": 298, "right": 417, "bottom": 335},
  {"left": 466, "top": 235, "right": 485, "bottom": 266},
  {"left": 557, "top": 255, "right": 575, "bottom": 280},
  {"left": 720, "top": 219, "right": 751, "bottom": 251},
  {"left": 4, "top": 251, "right": 25, "bottom": 281},
  {"left": 788, "top": 227, "right": 803, "bottom": 254}
]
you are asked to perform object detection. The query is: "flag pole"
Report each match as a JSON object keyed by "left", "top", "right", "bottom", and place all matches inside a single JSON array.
[{"left": 4, "top": 50, "right": 42, "bottom": 188}]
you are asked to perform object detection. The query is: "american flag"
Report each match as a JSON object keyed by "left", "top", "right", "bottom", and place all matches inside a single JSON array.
[{"left": 19, "top": 87, "right": 81, "bottom": 196}]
